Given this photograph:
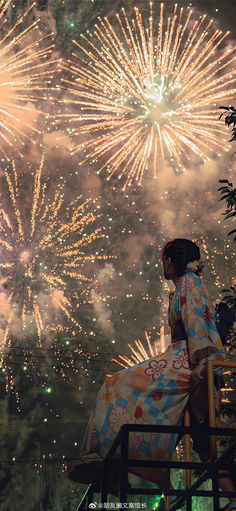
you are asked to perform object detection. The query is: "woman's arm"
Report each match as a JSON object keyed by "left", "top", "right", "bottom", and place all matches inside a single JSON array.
[
  {"left": 179, "top": 272, "right": 226, "bottom": 368},
  {"left": 179, "top": 273, "right": 226, "bottom": 422}
]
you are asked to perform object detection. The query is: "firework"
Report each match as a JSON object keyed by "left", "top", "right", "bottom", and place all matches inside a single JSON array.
[
  {"left": 112, "top": 327, "right": 166, "bottom": 368},
  {"left": 0, "top": 0, "right": 55, "bottom": 159},
  {"left": 59, "top": 3, "right": 236, "bottom": 189},
  {"left": 0, "top": 157, "right": 107, "bottom": 362}
]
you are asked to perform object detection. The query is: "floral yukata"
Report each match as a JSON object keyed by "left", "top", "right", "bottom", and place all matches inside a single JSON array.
[{"left": 81, "top": 271, "right": 225, "bottom": 463}]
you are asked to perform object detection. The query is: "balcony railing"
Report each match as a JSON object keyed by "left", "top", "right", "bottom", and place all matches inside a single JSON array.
[{"left": 76, "top": 361, "right": 236, "bottom": 511}]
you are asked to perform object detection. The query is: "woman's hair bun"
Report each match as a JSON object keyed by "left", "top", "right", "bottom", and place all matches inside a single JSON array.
[{"left": 162, "top": 238, "right": 204, "bottom": 277}]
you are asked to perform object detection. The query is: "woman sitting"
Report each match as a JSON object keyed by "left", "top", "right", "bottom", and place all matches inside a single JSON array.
[{"left": 74, "top": 238, "right": 236, "bottom": 511}]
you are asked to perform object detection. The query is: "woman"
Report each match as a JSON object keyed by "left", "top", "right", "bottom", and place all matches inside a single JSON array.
[{"left": 75, "top": 238, "right": 236, "bottom": 510}]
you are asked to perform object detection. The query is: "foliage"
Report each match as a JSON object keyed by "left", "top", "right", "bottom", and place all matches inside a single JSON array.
[
  {"left": 218, "top": 110, "right": 236, "bottom": 474},
  {"left": 219, "top": 179, "right": 236, "bottom": 241},
  {"left": 219, "top": 106, "right": 236, "bottom": 142},
  {"left": 218, "top": 107, "right": 236, "bottom": 347}
]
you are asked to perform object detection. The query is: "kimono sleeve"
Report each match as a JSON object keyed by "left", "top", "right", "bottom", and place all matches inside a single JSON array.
[{"left": 179, "top": 272, "right": 226, "bottom": 368}]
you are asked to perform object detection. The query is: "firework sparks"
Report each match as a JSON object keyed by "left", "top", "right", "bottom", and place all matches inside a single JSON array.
[
  {"left": 0, "top": 0, "right": 55, "bottom": 159},
  {"left": 0, "top": 157, "right": 107, "bottom": 364},
  {"left": 59, "top": 2, "right": 236, "bottom": 189},
  {"left": 112, "top": 327, "right": 166, "bottom": 368}
]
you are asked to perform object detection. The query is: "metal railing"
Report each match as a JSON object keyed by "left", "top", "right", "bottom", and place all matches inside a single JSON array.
[
  {"left": 207, "top": 361, "right": 236, "bottom": 459},
  {"left": 76, "top": 361, "right": 236, "bottom": 511},
  {"left": 100, "top": 424, "right": 236, "bottom": 511}
]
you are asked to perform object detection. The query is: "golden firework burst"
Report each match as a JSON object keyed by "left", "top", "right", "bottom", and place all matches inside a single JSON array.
[
  {"left": 0, "top": 0, "right": 55, "bottom": 159},
  {"left": 0, "top": 157, "right": 108, "bottom": 362},
  {"left": 59, "top": 2, "right": 236, "bottom": 189}
]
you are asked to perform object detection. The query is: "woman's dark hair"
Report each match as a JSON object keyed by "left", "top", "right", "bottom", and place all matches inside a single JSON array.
[{"left": 162, "top": 238, "right": 201, "bottom": 277}]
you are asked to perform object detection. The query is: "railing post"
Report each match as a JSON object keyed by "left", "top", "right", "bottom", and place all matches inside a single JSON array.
[
  {"left": 120, "top": 427, "right": 129, "bottom": 505},
  {"left": 86, "top": 484, "right": 95, "bottom": 511},
  {"left": 207, "top": 361, "right": 217, "bottom": 460},
  {"left": 184, "top": 410, "right": 192, "bottom": 511},
  {"left": 165, "top": 495, "right": 170, "bottom": 511},
  {"left": 211, "top": 464, "right": 220, "bottom": 511},
  {"left": 184, "top": 410, "right": 192, "bottom": 489},
  {"left": 207, "top": 361, "right": 220, "bottom": 510},
  {"left": 101, "top": 459, "right": 109, "bottom": 510}
]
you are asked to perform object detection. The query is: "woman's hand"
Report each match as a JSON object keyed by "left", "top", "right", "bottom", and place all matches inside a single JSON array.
[{"left": 190, "top": 359, "right": 207, "bottom": 385}]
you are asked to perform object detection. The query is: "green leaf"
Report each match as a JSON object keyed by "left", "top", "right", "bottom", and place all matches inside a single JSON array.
[
  {"left": 226, "top": 212, "right": 236, "bottom": 219},
  {"left": 219, "top": 186, "right": 230, "bottom": 192}
]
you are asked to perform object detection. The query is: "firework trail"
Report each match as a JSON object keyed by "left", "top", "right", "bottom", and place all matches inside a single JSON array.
[
  {"left": 112, "top": 327, "right": 166, "bottom": 368},
  {"left": 0, "top": 0, "right": 55, "bottom": 159},
  {"left": 0, "top": 157, "right": 108, "bottom": 364},
  {"left": 59, "top": 2, "right": 236, "bottom": 189}
]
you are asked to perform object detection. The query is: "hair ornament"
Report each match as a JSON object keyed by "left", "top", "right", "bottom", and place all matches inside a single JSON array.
[{"left": 186, "top": 258, "right": 205, "bottom": 273}]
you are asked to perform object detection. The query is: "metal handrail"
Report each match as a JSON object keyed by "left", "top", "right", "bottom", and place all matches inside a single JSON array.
[
  {"left": 76, "top": 361, "right": 236, "bottom": 510},
  {"left": 100, "top": 424, "right": 236, "bottom": 510}
]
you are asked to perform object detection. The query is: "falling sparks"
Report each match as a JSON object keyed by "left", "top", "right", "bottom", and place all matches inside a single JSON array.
[
  {"left": 58, "top": 2, "right": 236, "bottom": 189},
  {"left": 112, "top": 327, "right": 166, "bottom": 368},
  {"left": 0, "top": 0, "right": 55, "bottom": 159},
  {"left": 0, "top": 157, "right": 108, "bottom": 366}
]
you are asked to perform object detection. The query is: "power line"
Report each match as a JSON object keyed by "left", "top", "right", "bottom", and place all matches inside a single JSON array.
[
  {"left": 0, "top": 422, "right": 87, "bottom": 426},
  {"left": 0, "top": 458, "right": 81, "bottom": 463},
  {"left": 1, "top": 348, "right": 131, "bottom": 354}
]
